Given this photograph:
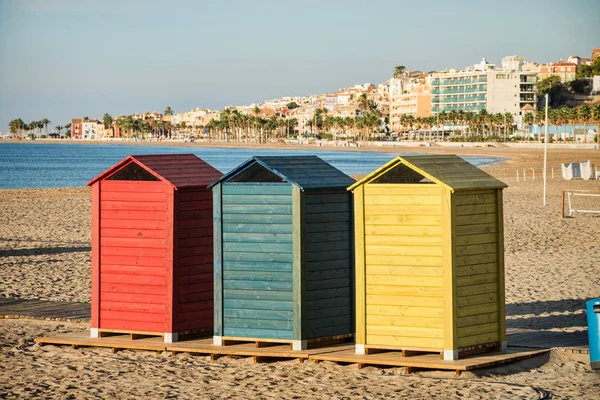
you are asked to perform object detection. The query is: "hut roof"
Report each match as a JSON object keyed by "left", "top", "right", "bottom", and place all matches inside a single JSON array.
[
  {"left": 87, "top": 154, "right": 223, "bottom": 189},
  {"left": 208, "top": 155, "right": 355, "bottom": 190},
  {"left": 348, "top": 155, "right": 507, "bottom": 192}
]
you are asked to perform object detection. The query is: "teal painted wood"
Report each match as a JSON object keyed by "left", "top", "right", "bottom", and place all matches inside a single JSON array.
[
  {"left": 223, "top": 214, "right": 292, "bottom": 224},
  {"left": 223, "top": 280, "right": 293, "bottom": 291},
  {"left": 292, "top": 186, "right": 305, "bottom": 341},
  {"left": 222, "top": 194, "right": 292, "bottom": 204},
  {"left": 303, "top": 189, "right": 353, "bottom": 340},
  {"left": 223, "top": 242, "right": 292, "bottom": 254},
  {"left": 223, "top": 299, "right": 293, "bottom": 311},
  {"left": 223, "top": 327, "right": 294, "bottom": 339},
  {"left": 223, "top": 308, "right": 293, "bottom": 321},
  {"left": 221, "top": 183, "right": 293, "bottom": 340},
  {"left": 222, "top": 204, "right": 293, "bottom": 214},
  {"left": 224, "top": 289, "right": 293, "bottom": 301},
  {"left": 223, "top": 261, "right": 293, "bottom": 272},
  {"left": 222, "top": 252, "right": 293, "bottom": 263},
  {"left": 223, "top": 317, "right": 293, "bottom": 331},
  {"left": 223, "top": 223, "right": 292, "bottom": 234},
  {"left": 222, "top": 183, "right": 292, "bottom": 195},
  {"left": 223, "top": 232, "right": 293, "bottom": 243},
  {"left": 213, "top": 182, "right": 223, "bottom": 336}
]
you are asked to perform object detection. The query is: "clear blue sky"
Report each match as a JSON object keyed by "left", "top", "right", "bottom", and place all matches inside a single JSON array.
[{"left": 1, "top": 0, "right": 599, "bottom": 131}]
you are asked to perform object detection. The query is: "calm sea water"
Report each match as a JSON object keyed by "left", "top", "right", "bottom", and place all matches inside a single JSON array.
[{"left": 0, "top": 142, "right": 502, "bottom": 189}]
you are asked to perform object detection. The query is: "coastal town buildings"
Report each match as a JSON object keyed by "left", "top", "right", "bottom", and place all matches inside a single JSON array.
[
  {"left": 538, "top": 62, "right": 577, "bottom": 83},
  {"left": 71, "top": 118, "right": 82, "bottom": 139},
  {"left": 430, "top": 56, "right": 537, "bottom": 119},
  {"left": 389, "top": 73, "right": 432, "bottom": 132}
]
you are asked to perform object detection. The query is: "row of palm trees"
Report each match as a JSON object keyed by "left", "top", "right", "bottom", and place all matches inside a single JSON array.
[
  {"left": 8, "top": 118, "right": 51, "bottom": 138},
  {"left": 522, "top": 104, "right": 600, "bottom": 143}
]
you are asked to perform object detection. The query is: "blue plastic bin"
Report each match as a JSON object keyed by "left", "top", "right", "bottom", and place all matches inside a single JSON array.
[{"left": 586, "top": 298, "right": 600, "bottom": 373}]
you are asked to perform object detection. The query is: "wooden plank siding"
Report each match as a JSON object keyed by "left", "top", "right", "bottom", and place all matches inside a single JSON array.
[
  {"left": 98, "top": 180, "right": 169, "bottom": 332},
  {"left": 363, "top": 184, "right": 445, "bottom": 349},
  {"left": 453, "top": 189, "right": 501, "bottom": 348},
  {"left": 303, "top": 189, "right": 354, "bottom": 340},
  {"left": 173, "top": 188, "right": 214, "bottom": 332},
  {"left": 220, "top": 183, "right": 294, "bottom": 339}
]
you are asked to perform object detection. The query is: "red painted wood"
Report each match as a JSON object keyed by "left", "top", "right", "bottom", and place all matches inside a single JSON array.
[
  {"left": 99, "top": 320, "right": 164, "bottom": 333},
  {"left": 100, "top": 301, "right": 165, "bottom": 314},
  {"left": 176, "top": 209, "right": 212, "bottom": 220},
  {"left": 100, "top": 209, "right": 167, "bottom": 221},
  {"left": 100, "top": 273, "right": 165, "bottom": 286},
  {"left": 101, "top": 283, "right": 165, "bottom": 295},
  {"left": 100, "top": 310, "right": 164, "bottom": 323},
  {"left": 101, "top": 237, "right": 166, "bottom": 249},
  {"left": 177, "top": 220, "right": 213, "bottom": 230},
  {"left": 101, "top": 265, "right": 166, "bottom": 276},
  {"left": 179, "top": 263, "right": 213, "bottom": 276},
  {"left": 178, "top": 301, "right": 213, "bottom": 313},
  {"left": 100, "top": 180, "right": 167, "bottom": 193},
  {"left": 101, "top": 255, "right": 165, "bottom": 268},
  {"left": 177, "top": 245, "right": 212, "bottom": 258},
  {"left": 177, "top": 291, "right": 213, "bottom": 304},
  {"left": 178, "top": 272, "right": 212, "bottom": 284},
  {"left": 101, "top": 292, "right": 165, "bottom": 305},
  {"left": 91, "top": 183, "right": 100, "bottom": 329},
  {"left": 101, "top": 219, "right": 166, "bottom": 230},
  {"left": 178, "top": 236, "right": 212, "bottom": 248},
  {"left": 165, "top": 189, "right": 175, "bottom": 333},
  {"left": 101, "top": 247, "right": 166, "bottom": 258},
  {"left": 100, "top": 200, "right": 168, "bottom": 212},
  {"left": 100, "top": 191, "right": 167, "bottom": 202},
  {"left": 179, "top": 254, "right": 213, "bottom": 267},
  {"left": 177, "top": 281, "right": 213, "bottom": 294},
  {"left": 100, "top": 227, "right": 168, "bottom": 239}
]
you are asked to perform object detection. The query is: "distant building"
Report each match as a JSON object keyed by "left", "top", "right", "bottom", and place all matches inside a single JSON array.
[
  {"left": 539, "top": 62, "right": 577, "bottom": 83},
  {"left": 430, "top": 57, "right": 537, "bottom": 118},
  {"left": 592, "top": 48, "right": 600, "bottom": 62},
  {"left": 71, "top": 118, "right": 82, "bottom": 139},
  {"left": 389, "top": 75, "right": 432, "bottom": 131},
  {"left": 592, "top": 76, "right": 600, "bottom": 95},
  {"left": 82, "top": 119, "right": 100, "bottom": 140}
]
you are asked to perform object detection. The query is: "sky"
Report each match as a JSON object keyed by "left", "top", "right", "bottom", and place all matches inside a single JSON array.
[{"left": 0, "top": 0, "right": 599, "bottom": 131}]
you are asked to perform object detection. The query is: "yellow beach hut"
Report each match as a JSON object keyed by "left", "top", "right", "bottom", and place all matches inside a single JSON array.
[{"left": 348, "top": 155, "right": 508, "bottom": 360}]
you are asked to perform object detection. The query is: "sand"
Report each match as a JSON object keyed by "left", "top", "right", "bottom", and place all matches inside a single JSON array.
[{"left": 1, "top": 144, "right": 600, "bottom": 398}]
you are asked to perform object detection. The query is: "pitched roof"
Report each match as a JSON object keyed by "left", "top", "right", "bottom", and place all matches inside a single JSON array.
[
  {"left": 87, "top": 154, "right": 223, "bottom": 189},
  {"left": 348, "top": 155, "right": 507, "bottom": 192},
  {"left": 520, "top": 104, "right": 535, "bottom": 111},
  {"left": 208, "top": 155, "right": 355, "bottom": 190}
]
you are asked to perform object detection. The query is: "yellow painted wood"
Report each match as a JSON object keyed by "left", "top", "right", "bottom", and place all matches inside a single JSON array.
[
  {"left": 367, "top": 325, "right": 444, "bottom": 339},
  {"left": 455, "top": 233, "right": 497, "bottom": 246},
  {"left": 353, "top": 185, "right": 366, "bottom": 346},
  {"left": 365, "top": 225, "right": 443, "bottom": 236},
  {"left": 455, "top": 243, "right": 498, "bottom": 256},
  {"left": 457, "top": 332, "right": 500, "bottom": 348},
  {"left": 366, "top": 255, "right": 443, "bottom": 267},
  {"left": 455, "top": 203, "right": 497, "bottom": 216},
  {"left": 456, "top": 273, "right": 498, "bottom": 286},
  {"left": 367, "top": 315, "right": 444, "bottom": 329},
  {"left": 457, "top": 322, "right": 499, "bottom": 338},
  {"left": 366, "top": 265, "right": 443, "bottom": 277},
  {"left": 456, "top": 293, "right": 498, "bottom": 308},
  {"left": 366, "top": 305, "right": 443, "bottom": 318},
  {"left": 363, "top": 185, "right": 443, "bottom": 195},
  {"left": 457, "top": 303, "right": 499, "bottom": 318},
  {"left": 456, "top": 312, "right": 499, "bottom": 328},
  {"left": 456, "top": 283, "right": 498, "bottom": 297},
  {"left": 455, "top": 223, "right": 498, "bottom": 237},
  {"left": 366, "top": 295, "right": 444, "bottom": 307},
  {"left": 455, "top": 253, "right": 497, "bottom": 267},
  {"left": 455, "top": 213, "right": 497, "bottom": 226},
  {"left": 456, "top": 263, "right": 497, "bottom": 277},
  {"left": 442, "top": 188, "right": 457, "bottom": 352},
  {"left": 366, "top": 275, "right": 443, "bottom": 287},
  {"left": 365, "top": 214, "right": 442, "bottom": 226},
  {"left": 365, "top": 285, "right": 443, "bottom": 297},
  {"left": 366, "top": 334, "right": 444, "bottom": 349},
  {"left": 496, "top": 189, "right": 506, "bottom": 343},
  {"left": 454, "top": 193, "right": 497, "bottom": 206},
  {"left": 366, "top": 245, "right": 443, "bottom": 257},
  {"left": 364, "top": 205, "right": 442, "bottom": 215},
  {"left": 364, "top": 196, "right": 442, "bottom": 206},
  {"left": 365, "top": 235, "right": 443, "bottom": 246}
]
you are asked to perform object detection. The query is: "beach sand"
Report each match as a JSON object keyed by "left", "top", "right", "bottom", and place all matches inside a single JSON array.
[{"left": 1, "top": 145, "right": 599, "bottom": 398}]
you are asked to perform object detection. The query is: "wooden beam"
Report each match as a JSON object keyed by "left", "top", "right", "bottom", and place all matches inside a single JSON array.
[
  {"left": 165, "top": 187, "right": 174, "bottom": 334},
  {"left": 292, "top": 186, "right": 305, "bottom": 343},
  {"left": 496, "top": 189, "right": 506, "bottom": 346},
  {"left": 354, "top": 185, "right": 366, "bottom": 347},
  {"left": 213, "top": 183, "right": 223, "bottom": 337},
  {"left": 91, "top": 183, "right": 100, "bottom": 330},
  {"left": 442, "top": 189, "right": 457, "bottom": 355}
]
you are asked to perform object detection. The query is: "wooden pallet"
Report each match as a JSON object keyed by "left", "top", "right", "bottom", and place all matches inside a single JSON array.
[
  {"left": 219, "top": 334, "right": 353, "bottom": 350},
  {"left": 34, "top": 333, "right": 549, "bottom": 374},
  {"left": 310, "top": 346, "right": 550, "bottom": 375}
]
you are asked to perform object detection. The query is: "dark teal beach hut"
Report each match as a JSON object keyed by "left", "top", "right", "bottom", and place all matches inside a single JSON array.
[{"left": 208, "top": 156, "right": 355, "bottom": 350}]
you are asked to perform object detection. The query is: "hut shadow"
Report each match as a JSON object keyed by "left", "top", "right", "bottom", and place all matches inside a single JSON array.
[{"left": 0, "top": 246, "right": 91, "bottom": 257}]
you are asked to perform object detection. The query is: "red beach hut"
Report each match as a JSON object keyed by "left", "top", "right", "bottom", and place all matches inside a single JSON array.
[{"left": 86, "top": 154, "right": 222, "bottom": 342}]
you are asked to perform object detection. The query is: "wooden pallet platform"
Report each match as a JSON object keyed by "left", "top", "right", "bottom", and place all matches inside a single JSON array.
[
  {"left": 309, "top": 346, "right": 550, "bottom": 374},
  {"left": 35, "top": 333, "right": 550, "bottom": 373},
  {"left": 0, "top": 299, "right": 90, "bottom": 321}
]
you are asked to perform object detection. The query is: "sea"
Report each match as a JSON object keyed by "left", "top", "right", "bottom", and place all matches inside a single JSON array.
[{"left": 0, "top": 142, "right": 502, "bottom": 189}]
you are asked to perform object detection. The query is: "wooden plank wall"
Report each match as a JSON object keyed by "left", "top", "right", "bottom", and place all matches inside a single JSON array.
[
  {"left": 173, "top": 188, "right": 214, "bottom": 332},
  {"left": 363, "top": 184, "right": 445, "bottom": 349},
  {"left": 453, "top": 189, "right": 501, "bottom": 348},
  {"left": 220, "top": 183, "right": 294, "bottom": 339},
  {"left": 303, "top": 189, "right": 354, "bottom": 340},
  {"left": 98, "top": 181, "right": 169, "bottom": 333}
]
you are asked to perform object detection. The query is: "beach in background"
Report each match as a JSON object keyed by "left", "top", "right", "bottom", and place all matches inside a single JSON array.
[{"left": 1, "top": 143, "right": 599, "bottom": 398}]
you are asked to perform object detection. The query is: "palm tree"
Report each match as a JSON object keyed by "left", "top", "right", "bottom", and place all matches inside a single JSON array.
[
  {"left": 55, "top": 125, "right": 63, "bottom": 137},
  {"left": 592, "top": 104, "right": 600, "bottom": 148},
  {"left": 40, "top": 118, "right": 50, "bottom": 136},
  {"left": 164, "top": 106, "right": 173, "bottom": 116},
  {"left": 577, "top": 105, "right": 591, "bottom": 144},
  {"left": 522, "top": 112, "right": 534, "bottom": 141},
  {"left": 393, "top": 65, "right": 406, "bottom": 94}
]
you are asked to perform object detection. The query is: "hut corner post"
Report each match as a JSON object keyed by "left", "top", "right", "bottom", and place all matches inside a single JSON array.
[
  {"left": 292, "top": 186, "right": 307, "bottom": 351},
  {"left": 90, "top": 183, "right": 100, "bottom": 338},
  {"left": 212, "top": 183, "right": 224, "bottom": 346},
  {"left": 497, "top": 189, "right": 507, "bottom": 353},
  {"left": 442, "top": 189, "right": 458, "bottom": 360},
  {"left": 164, "top": 189, "right": 177, "bottom": 343},
  {"left": 354, "top": 185, "right": 366, "bottom": 355}
]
